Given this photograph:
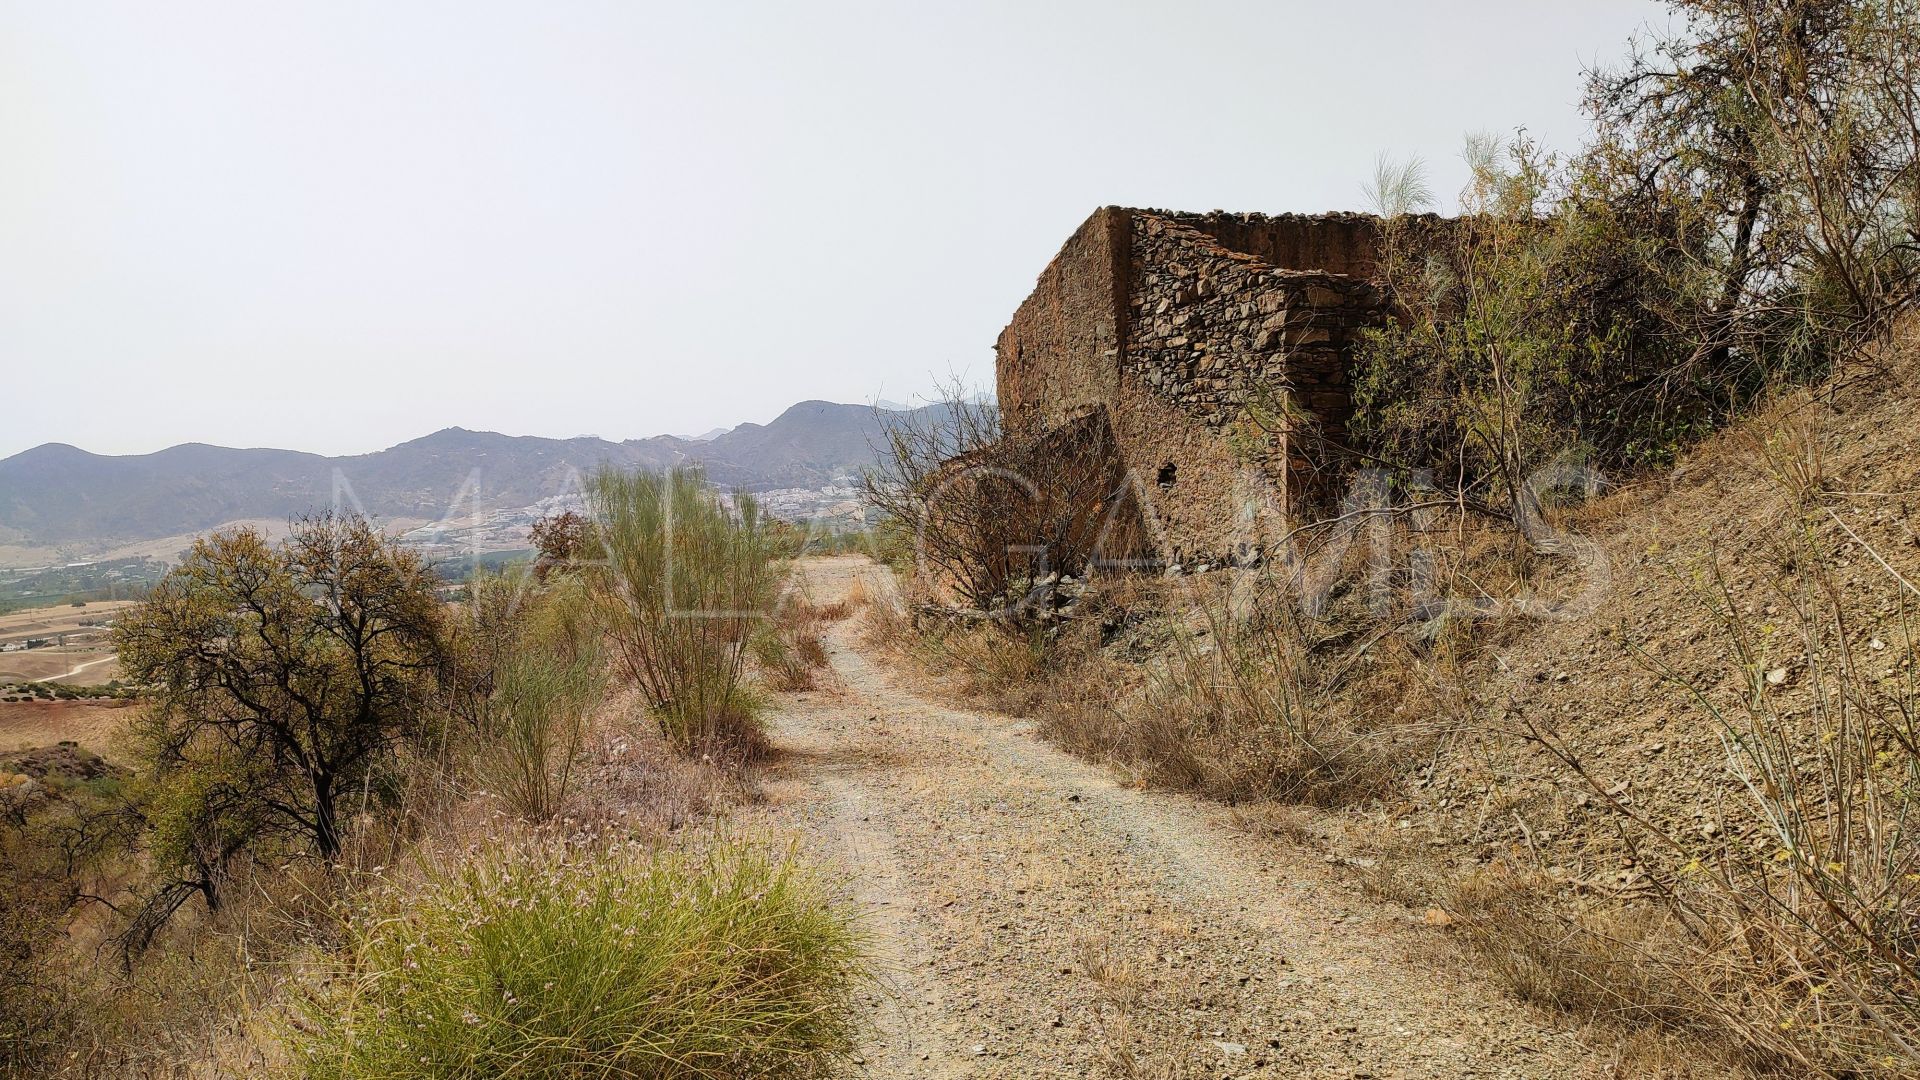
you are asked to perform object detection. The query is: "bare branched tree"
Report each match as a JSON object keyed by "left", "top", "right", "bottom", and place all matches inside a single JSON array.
[{"left": 861, "top": 388, "right": 1146, "bottom": 619}]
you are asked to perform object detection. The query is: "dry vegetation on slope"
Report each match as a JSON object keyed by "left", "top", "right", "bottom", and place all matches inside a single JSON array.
[
  {"left": 867, "top": 330, "right": 1920, "bottom": 1076},
  {"left": 1418, "top": 329, "right": 1920, "bottom": 1076}
]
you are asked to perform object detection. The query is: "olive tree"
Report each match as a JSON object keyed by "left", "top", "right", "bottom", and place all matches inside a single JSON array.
[{"left": 115, "top": 514, "right": 448, "bottom": 876}]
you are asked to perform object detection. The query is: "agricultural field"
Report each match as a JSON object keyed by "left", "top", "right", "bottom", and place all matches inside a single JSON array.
[
  {"left": 0, "top": 698, "right": 136, "bottom": 761},
  {"left": 0, "top": 600, "right": 133, "bottom": 686},
  {"left": 0, "top": 558, "right": 167, "bottom": 613}
]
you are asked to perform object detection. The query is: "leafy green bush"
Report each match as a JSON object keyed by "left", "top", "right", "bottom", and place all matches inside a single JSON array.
[{"left": 291, "top": 839, "right": 864, "bottom": 1080}]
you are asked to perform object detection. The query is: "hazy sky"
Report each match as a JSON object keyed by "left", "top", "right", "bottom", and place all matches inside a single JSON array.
[{"left": 0, "top": 0, "right": 1667, "bottom": 459}]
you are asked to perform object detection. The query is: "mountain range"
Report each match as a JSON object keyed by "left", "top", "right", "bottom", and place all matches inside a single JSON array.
[{"left": 0, "top": 400, "right": 934, "bottom": 550}]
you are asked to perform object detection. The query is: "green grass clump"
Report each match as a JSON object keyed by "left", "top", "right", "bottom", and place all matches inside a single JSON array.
[{"left": 292, "top": 839, "right": 865, "bottom": 1080}]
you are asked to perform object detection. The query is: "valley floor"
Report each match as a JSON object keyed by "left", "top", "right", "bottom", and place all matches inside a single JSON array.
[{"left": 742, "top": 556, "right": 1636, "bottom": 1079}]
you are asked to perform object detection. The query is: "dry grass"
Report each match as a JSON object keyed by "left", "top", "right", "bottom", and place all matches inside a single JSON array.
[
  {"left": 842, "top": 574, "right": 870, "bottom": 613},
  {"left": 756, "top": 593, "right": 834, "bottom": 693},
  {"left": 1445, "top": 388, "right": 1920, "bottom": 1079},
  {"left": 1, "top": 682, "right": 762, "bottom": 1078},
  {"left": 1073, "top": 934, "right": 1144, "bottom": 1011},
  {"left": 860, "top": 574, "right": 1057, "bottom": 714},
  {"left": 1448, "top": 866, "right": 1703, "bottom": 1030},
  {"left": 289, "top": 835, "right": 864, "bottom": 1080},
  {"left": 558, "top": 690, "right": 753, "bottom": 840},
  {"left": 1072, "top": 933, "right": 1195, "bottom": 1080},
  {"left": 1445, "top": 867, "right": 1802, "bottom": 1078},
  {"left": 1038, "top": 576, "right": 1441, "bottom": 807}
]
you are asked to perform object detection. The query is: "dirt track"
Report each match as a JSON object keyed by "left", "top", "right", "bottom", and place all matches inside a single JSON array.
[{"left": 743, "top": 557, "right": 1622, "bottom": 1079}]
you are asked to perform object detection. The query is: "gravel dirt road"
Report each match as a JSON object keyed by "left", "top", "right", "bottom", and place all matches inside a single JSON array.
[{"left": 744, "top": 557, "right": 1624, "bottom": 1079}]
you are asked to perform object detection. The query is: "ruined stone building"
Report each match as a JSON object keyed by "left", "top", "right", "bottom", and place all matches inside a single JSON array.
[{"left": 995, "top": 206, "right": 1394, "bottom": 568}]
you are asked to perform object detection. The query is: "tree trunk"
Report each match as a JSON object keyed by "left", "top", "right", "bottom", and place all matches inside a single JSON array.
[{"left": 312, "top": 773, "right": 341, "bottom": 860}]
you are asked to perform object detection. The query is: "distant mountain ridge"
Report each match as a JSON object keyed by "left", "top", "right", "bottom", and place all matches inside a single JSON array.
[{"left": 0, "top": 400, "right": 932, "bottom": 545}]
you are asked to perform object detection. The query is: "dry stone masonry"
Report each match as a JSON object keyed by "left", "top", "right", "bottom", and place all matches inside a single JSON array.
[{"left": 996, "top": 207, "right": 1400, "bottom": 567}]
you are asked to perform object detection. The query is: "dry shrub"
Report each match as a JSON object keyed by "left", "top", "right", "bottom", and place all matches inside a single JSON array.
[
  {"left": 861, "top": 387, "right": 1148, "bottom": 616},
  {"left": 1504, "top": 495, "right": 1920, "bottom": 1077},
  {"left": 1043, "top": 579, "right": 1428, "bottom": 806},
  {"left": 754, "top": 593, "right": 833, "bottom": 693},
  {"left": 1444, "top": 865, "right": 1838, "bottom": 1078},
  {"left": 585, "top": 466, "right": 782, "bottom": 755},
  {"left": 1640, "top": 540, "right": 1920, "bottom": 1076},
  {"left": 468, "top": 572, "right": 607, "bottom": 822}
]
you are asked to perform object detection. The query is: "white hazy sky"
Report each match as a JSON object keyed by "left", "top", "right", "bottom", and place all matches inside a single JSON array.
[{"left": 0, "top": 0, "right": 1668, "bottom": 459}]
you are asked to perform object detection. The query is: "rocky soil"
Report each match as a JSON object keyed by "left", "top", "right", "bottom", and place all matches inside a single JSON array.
[
  {"left": 1393, "top": 349, "right": 1920, "bottom": 896},
  {"left": 741, "top": 556, "right": 1633, "bottom": 1080}
]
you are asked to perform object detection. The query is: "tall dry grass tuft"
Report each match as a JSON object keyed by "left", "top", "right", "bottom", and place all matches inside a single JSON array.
[
  {"left": 469, "top": 572, "right": 607, "bottom": 820},
  {"left": 585, "top": 466, "right": 782, "bottom": 754},
  {"left": 754, "top": 591, "right": 832, "bottom": 692}
]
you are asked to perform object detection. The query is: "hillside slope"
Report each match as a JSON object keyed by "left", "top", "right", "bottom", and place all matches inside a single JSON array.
[{"left": 1404, "top": 338, "right": 1920, "bottom": 887}]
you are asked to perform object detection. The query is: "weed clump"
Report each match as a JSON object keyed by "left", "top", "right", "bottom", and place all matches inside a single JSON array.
[{"left": 291, "top": 839, "right": 864, "bottom": 1080}]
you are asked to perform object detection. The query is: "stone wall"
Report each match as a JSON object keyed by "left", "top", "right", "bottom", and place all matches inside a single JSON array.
[
  {"left": 1161, "top": 211, "right": 1383, "bottom": 278},
  {"left": 995, "top": 207, "right": 1131, "bottom": 443},
  {"left": 1124, "top": 214, "right": 1382, "bottom": 521},
  {"left": 993, "top": 205, "right": 1394, "bottom": 567}
]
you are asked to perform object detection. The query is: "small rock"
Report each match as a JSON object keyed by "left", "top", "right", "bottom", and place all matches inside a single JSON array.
[
  {"left": 1766, "top": 666, "right": 1791, "bottom": 686},
  {"left": 1422, "top": 907, "right": 1454, "bottom": 927}
]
